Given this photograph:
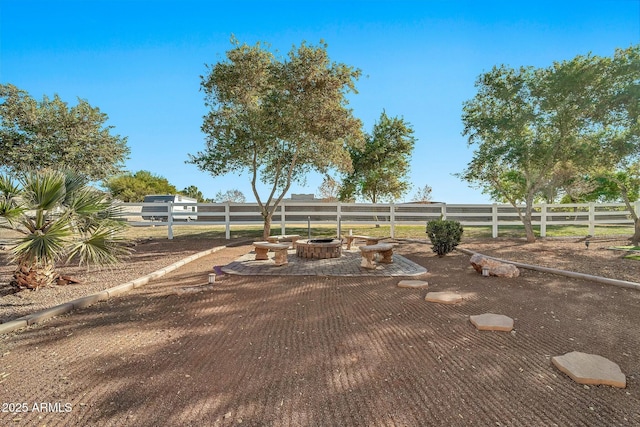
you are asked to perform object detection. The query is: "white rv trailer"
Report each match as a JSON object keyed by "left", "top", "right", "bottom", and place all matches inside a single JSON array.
[{"left": 141, "top": 195, "right": 198, "bottom": 221}]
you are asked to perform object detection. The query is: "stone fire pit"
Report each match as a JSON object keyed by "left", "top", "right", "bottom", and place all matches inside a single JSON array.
[{"left": 296, "top": 238, "right": 342, "bottom": 259}]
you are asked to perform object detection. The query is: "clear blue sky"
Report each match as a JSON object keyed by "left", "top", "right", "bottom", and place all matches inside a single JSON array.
[{"left": 1, "top": 0, "right": 638, "bottom": 203}]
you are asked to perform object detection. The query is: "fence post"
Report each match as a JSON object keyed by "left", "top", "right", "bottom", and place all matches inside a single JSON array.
[
  {"left": 336, "top": 202, "right": 342, "bottom": 237},
  {"left": 225, "top": 202, "right": 230, "bottom": 240},
  {"left": 588, "top": 202, "right": 595, "bottom": 236},
  {"left": 167, "top": 202, "right": 174, "bottom": 240},
  {"left": 540, "top": 203, "right": 547, "bottom": 238},
  {"left": 441, "top": 204, "right": 447, "bottom": 221},
  {"left": 491, "top": 203, "right": 498, "bottom": 238},
  {"left": 390, "top": 202, "right": 395, "bottom": 238},
  {"left": 281, "top": 200, "right": 286, "bottom": 236}
]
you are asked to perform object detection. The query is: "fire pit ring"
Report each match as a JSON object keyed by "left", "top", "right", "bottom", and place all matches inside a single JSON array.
[{"left": 296, "top": 239, "right": 342, "bottom": 259}]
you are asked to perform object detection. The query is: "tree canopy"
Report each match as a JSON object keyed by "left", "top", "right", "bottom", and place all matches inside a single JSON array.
[
  {"left": 459, "top": 46, "right": 639, "bottom": 242},
  {"left": 189, "top": 38, "right": 364, "bottom": 238},
  {"left": 412, "top": 184, "right": 433, "bottom": 202},
  {"left": 103, "top": 170, "right": 177, "bottom": 202},
  {"left": 0, "top": 84, "right": 129, "bottom": 181},
  {"left": 316, "top": 175, "right": 342, "bottom": 202},
  {"left": 587, "top": 46, "right": 640, "bottom": 243},
  {"left": 214, "top": 189, "right": 246, "bottom": 203},
  {"left": 181, "top": 185, "right": 207, "bottom": 202},
  {"left": 339, "top": 111, "right": 415, "bottom": 203}
]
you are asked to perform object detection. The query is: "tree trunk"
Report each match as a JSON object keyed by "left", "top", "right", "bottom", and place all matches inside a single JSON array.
[
  {"left": 11, "top": 264, "right": 57, "bottom": 291},
  {"left": 523, "top": 215, "right": 536, "bottom": 243},
  {"left": 262, "top": 212, "right": 272, "bottom": 241},
  {"left": 631, "top": 218, "right": 640, "bottom": 246},
  {"left": 511, "top": 195, "right": 537, "bottom": 243}
]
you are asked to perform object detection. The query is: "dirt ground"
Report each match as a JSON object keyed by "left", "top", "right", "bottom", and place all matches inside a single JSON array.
[{"left": 1, "top": 238, "right": 639, "bottom": 426}]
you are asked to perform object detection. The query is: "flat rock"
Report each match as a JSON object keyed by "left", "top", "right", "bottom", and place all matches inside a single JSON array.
[
  {"left": 551, "top": 351, "right": 626, "bottom": 388},
  {"left": 470, "top": 313, "right": 514, "bottom": 331},
  {"left": 397, "top": 280, "right": 429, "bottom": 289},
  {"left": 425, "top": 291, "right": 462, "bottom": 304}
]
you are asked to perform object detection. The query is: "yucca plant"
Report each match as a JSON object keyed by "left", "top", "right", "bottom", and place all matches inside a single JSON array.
[{"left": 0, "top": 170, "right": 131, "bottom": 290}]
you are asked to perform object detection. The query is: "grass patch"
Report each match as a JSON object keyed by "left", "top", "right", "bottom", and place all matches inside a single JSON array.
[
  {"left": 606, "top": 245, "right": 640, "bottom": 261},
  {"left": 2, "top": 222, "right": 633, "bottom": 243}
]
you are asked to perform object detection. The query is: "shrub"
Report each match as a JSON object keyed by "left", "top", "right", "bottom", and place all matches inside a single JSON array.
[{"left": 426, "top": 219, "right": 464, "bottom": 257}]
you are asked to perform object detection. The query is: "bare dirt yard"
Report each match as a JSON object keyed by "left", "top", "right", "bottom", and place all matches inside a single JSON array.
[{"left": 1, "top": 235, "right": 639, "bottom": 426}]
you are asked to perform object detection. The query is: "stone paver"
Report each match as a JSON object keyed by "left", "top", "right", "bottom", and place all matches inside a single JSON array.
[
  {"left": 469, "top": 313, "right": 514, "bottom": 331},
  {"left": 552, "top": 351, "right": 626, "bottom": 388},
  {"left": 222, "top": 248, "right": 426, "bottom": 277},
  {"left": 425, "top": 291, "right": 463, "bottom": 304},
  {"left": 397, "top": 279, "right": 429, "bottom": 289}
]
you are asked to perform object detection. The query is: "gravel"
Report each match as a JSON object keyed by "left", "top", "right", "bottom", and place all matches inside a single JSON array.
[
  {"left": 1, "top": 234, "right": 637, "bottom": 324},
  {"left": 0, "top": 237, "right": 228, "bottom": 323}
]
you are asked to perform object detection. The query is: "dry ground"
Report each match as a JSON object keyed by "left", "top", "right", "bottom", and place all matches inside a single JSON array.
[{"left": 0, "top": 236, "right": 639, "bottom": 426}]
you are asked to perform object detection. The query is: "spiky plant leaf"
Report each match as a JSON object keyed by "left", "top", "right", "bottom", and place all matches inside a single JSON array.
[
  {"left": 11, "top": 215, "right": 72, "bottom": 267},
  {"left": 66, "top": 222, "right": 132, "bottom": 267},
  {"left": 21, "top": 170, "right": 66, "bottom": 214}
]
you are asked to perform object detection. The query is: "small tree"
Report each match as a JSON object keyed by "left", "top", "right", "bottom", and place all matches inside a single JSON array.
[
  {"left": 316, "top": 175, "right": 341, "bottom": 201},
  {"left": 340, "top": 111, "right": 415, "bottom": 203},
  {"left": 0, "top": 170, "right": 131, "bottom": 290},
  {"left": 181, "top": 185, "right": 207, "bottom": 202},
  {"left": 426, "top": 219, "right": 464, "bottom": 257},
  {"left": 214, "top": 189, "right": 246, "bottom": 203},
  {"left": 412, "top": 184, "right": 433, "bottom": 202}
]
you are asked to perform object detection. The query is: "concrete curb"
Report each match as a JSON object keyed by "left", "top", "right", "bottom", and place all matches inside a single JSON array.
[
  {"left": 457, "top": 248, "right": 640, "bottom": 291},
  {"left": 0, "top": 245, "right": 227, "bottom": 335}
]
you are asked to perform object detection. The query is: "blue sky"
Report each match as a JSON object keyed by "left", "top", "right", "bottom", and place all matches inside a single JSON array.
[{"left": 1, "top": 0, "right": 638, "bottom": 203}]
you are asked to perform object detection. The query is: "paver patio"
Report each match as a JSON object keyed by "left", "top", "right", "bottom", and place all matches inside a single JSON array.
[{"left": 222, "top": 247, "right": 426, "bottom": 277}]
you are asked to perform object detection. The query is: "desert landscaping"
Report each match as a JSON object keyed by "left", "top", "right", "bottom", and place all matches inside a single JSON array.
[{"left": 1, "top": 235, "right": 638, "bottom": 426}]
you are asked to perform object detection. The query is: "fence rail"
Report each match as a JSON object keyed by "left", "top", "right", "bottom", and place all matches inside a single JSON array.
[{"left": 117, "top": 201, "right": 639, "bottom": 239}]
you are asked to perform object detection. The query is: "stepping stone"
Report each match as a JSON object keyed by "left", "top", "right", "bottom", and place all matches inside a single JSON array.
[
  {"left": 397, "top": 279, "right": 429, "bottom": 289},
  {"left": 551, "top": 351, "right": 626, "bottom": 388},
  {"left": 469, "top": 313, "right": 514, "bottom": 332},
  {"left": 425, "top": 291, "right": 462, "bottom": 304}
]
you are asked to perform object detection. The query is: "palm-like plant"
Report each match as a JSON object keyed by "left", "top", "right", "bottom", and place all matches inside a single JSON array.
[{"left": 0, "top": 170, "right": 131, "bottom": 290}]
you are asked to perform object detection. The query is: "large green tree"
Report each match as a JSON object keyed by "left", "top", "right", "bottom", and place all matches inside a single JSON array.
[
  {"left": 460, "top": 48, "right": 631, "bottom": 242},
  {"left": 339, "top": 111, "right": 416, "bottom": 203},
  {"left": 586, "top": 46, "right": 640, "bottom": 243},
  {"left": 189, "top": 38, "right": 364, "bottom": 239},
  {"left": 603, "top": 167, "right": 640, "bottom": 244},
  {"left": 103, "top": 170, "right": 177, "bottom": 202},
  {"left": 0, "top": 170, "right": 131, "bottom": 290},
  {"left": 0, "top": 84, "right": 129, "bottom": 181}
]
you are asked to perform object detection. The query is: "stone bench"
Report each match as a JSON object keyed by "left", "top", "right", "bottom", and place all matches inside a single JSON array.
[
  {"left": 253, "top": 242, "right": 290, "bottom": 266},
  {"left": 359, "top": 243, "right": 394, "bottom": 269},
  {"left": 266, "top": 234, "right": 301, "bottom": 248},
  {"left": 345, "top": 235, "right": 382, "bottom": 250}
]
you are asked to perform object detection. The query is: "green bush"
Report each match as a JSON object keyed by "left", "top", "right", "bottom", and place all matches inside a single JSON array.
[{"left": 426, "top": 219, "right": 464, "bottom": 257}]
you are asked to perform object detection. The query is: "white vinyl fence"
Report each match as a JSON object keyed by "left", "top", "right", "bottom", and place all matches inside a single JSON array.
[{"left": 116, "top": 201, "right": 639, "bottom": 240}]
